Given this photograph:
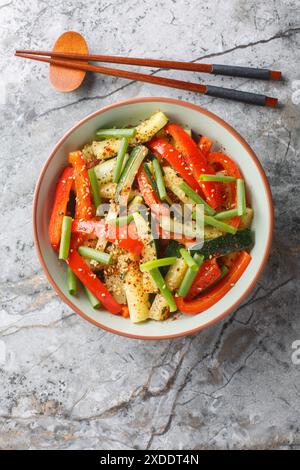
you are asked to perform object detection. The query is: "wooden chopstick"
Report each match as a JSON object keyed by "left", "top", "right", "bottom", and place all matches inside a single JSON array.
[
  {"left": 16, "top": 49, "right": 282, "bottom": 81},
  {"left": 15, "top": 52, "right": 278, "bottom": 107}
]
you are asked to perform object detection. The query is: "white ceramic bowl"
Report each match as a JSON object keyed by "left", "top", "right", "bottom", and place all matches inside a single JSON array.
[{"left": 33, "top": 97, "right": 273, "bottom": 340}]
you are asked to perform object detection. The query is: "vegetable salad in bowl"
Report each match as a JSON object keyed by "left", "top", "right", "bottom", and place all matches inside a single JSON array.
[{"left": 48, "top": 111, "right": 254, "bottom": 323}]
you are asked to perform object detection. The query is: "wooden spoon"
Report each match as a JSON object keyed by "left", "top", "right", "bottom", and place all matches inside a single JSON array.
[{"left": 49, "top": 31, "right": 89, "bottom": 92}]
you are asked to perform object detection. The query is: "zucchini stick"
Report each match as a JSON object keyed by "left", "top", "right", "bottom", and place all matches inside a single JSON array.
[{"left": 124, "top": 260, "right": 149, "bottom": 323}]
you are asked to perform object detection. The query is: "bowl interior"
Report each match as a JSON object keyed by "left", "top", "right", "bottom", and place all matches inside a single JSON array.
[{"left": 34, "top": 98, "right": 272, "bottom": 339}]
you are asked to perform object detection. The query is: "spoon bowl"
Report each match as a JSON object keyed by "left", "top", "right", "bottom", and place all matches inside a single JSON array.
[{"left": 49, "top": 31, "right": 88, "bottom": 92}]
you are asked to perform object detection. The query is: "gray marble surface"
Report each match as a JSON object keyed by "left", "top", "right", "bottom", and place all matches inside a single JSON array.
[{"left": 1, "top": 0, "right": 300, "bottom": 450}]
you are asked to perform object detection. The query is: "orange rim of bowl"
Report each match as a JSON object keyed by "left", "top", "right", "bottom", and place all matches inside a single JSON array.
[{"left": 33, "top": 97, "right": 274, "bottom": 340}]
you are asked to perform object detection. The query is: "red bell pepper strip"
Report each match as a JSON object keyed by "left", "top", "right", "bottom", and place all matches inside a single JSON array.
[
  {"left": 176, "top": 251, "right": 251, "bottom": 314},
  {"left": 136, "top": 166, "right": 169, "bottom": 217},
  {"left": 121, "top": 305, "right": 130, "bottom": 318},
  {"left": 106, "top": 223, "right": 144, "bottom": 256},
  {"left": 207, "top": 152, "right": 242, "bottom": 179},
  {"left": 48, "top": 166, "right": 74, "bottom": 249},
  {"left": 72, "top": 219, "right": 144, "bottom": 257},
  {"left": 148, "top": 138, "right": 201, "bottom": 194},
  {"left": 66, "top": 247, "right": 122, "bottom": 314},
  {"left": 198, "top": 136, "right": 213, "bottom": 156},
  {"left": 72, "top": 219, "right": 104, "bottom": 238},
  {"left": 69, "top": 151, "right": 93, "bottom": 220},
  {"left": 208, "top": 152, "right": 243, "bottom": 228},
  {"left": 165, "top": 124, "right": 223, "bottom": 209},
  {"left": 185, "top": 258, "right": 221, "bottom": 300}
]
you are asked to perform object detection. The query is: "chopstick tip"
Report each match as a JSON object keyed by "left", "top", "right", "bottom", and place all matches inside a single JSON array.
[
  {"left": 265, "top": 96, "right": 278, "bottom": 108},
  {"left": 269, "top": 70, "right": 282, "bottom": 81}
]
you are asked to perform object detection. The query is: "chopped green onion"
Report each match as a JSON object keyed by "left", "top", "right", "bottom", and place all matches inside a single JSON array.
[
  {"left": 113, "top": 137, "right": 129, "bottom": 183},
  {"left": 204, "top": 215, "right": 237, "bottom": 235},
  {"left": 180, "top": 182, "right": 215, "bottom": 216},
  {"left": 237, "top": 179, "right": 246, "bottom": 216},
  {"left": 177, "top": 253, "right": 204, "bottom": 298},
  {"left": 153, "top": 158, "right": 167, "bottom": 200},
  {"left": 59, "top": 216, "right": 72, "bottom": 260},
  {"left": 78, "top": 246, "right": 112, "bottom": 264},
  {"left": 165, "top": 194, "right": 173, "bottom": 206},
  {"left": 84, "top": 286, "right": 101, "bottom": 309},
  {"left": 115, "top": 145, "right": 148, "bottom": 203},
  {"left": 143, "top": 162, "right": 160, "bottom": 197},
  {"left": 140, "top": 257, "right": 177, "bottom": 272},
  {"left": 107, "top": 214, "right": 134, "bottom": 226},
  {"left": 88, "top": 167, "right": 101, "bottom": 208},
  {"left": 199, "top": 174, "right": 237, "bottom": 183},
  {"left": 179, "top": 248, "right": 198, "bottom": 270},
  {"left": 215, "top": 208, "right": 239, "bottom": 220},
  {"left": 96, "top": 128, "right": 136, "bottom": 139},
  {"left": 128, "top": 195, "right": 143, "bottom": 213},
  {"left": 67, "top": 267, "right": 77, "bottom": 295},
  {"left": 148, "top": 268, "right": 177, "bottom": 312}
]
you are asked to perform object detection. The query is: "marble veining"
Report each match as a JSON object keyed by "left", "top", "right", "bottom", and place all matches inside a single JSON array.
[{"left": 0, "top": 0, "right": 300, "bottom": 450}]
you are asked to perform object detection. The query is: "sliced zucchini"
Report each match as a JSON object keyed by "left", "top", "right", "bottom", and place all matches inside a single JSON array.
[
  {"left": 94, "top": 157, "right": 116, "bottom": 184},
  {"left": 99, "top": 182, "right": 137, "bottom": 200},
  {"left": 133, "top": 212, "right": 158, "bottom": 293},
  {"left": 165, "top": 258, "right": 188, "bottom": 291},
  {"left": 124, "top": 259, "right": 149, "bottom": 323},
  {"left": 91, "top": 112, "right": 168, "bottom": 160},
  {"left": 92, "top": 139, "right": 121, "bottom": 160},
  {"left": 149, "top": 294, "right": 171, "bottom": 321},
  {"left": 149, "top": 257, "right": 187, "bottom": 321},
  {"left": 163, "top": 239, "right": 184, "bottom": 258},
  {"left": 133, "top": 111, "right": 168, "bottom": 144},
  {"left": 190, "top": 229, "right": 253, "bottom": 259},
  {"left": 163, "top": 166, "right": 193, "bottom": 204},
  {"left": 160, "top": 216, "right": 202, "bottom": 240},
  {"left": 94, "top": 154, "right": 129, "bottom": 185},
  {"left": 104, "top": 270, "right": 126, "bottom": 304},
  {"left": 99, "top": 182, "right": 118, "bottom": 200},
  {"left": 82, "top": 143, "right": 95, "bottom": 164},
  {"left": 115, "top": 145, "right": 148, "bottom": 204},
  {"left": 204, "top": 225, "right": 224, "bottom": 240}
]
